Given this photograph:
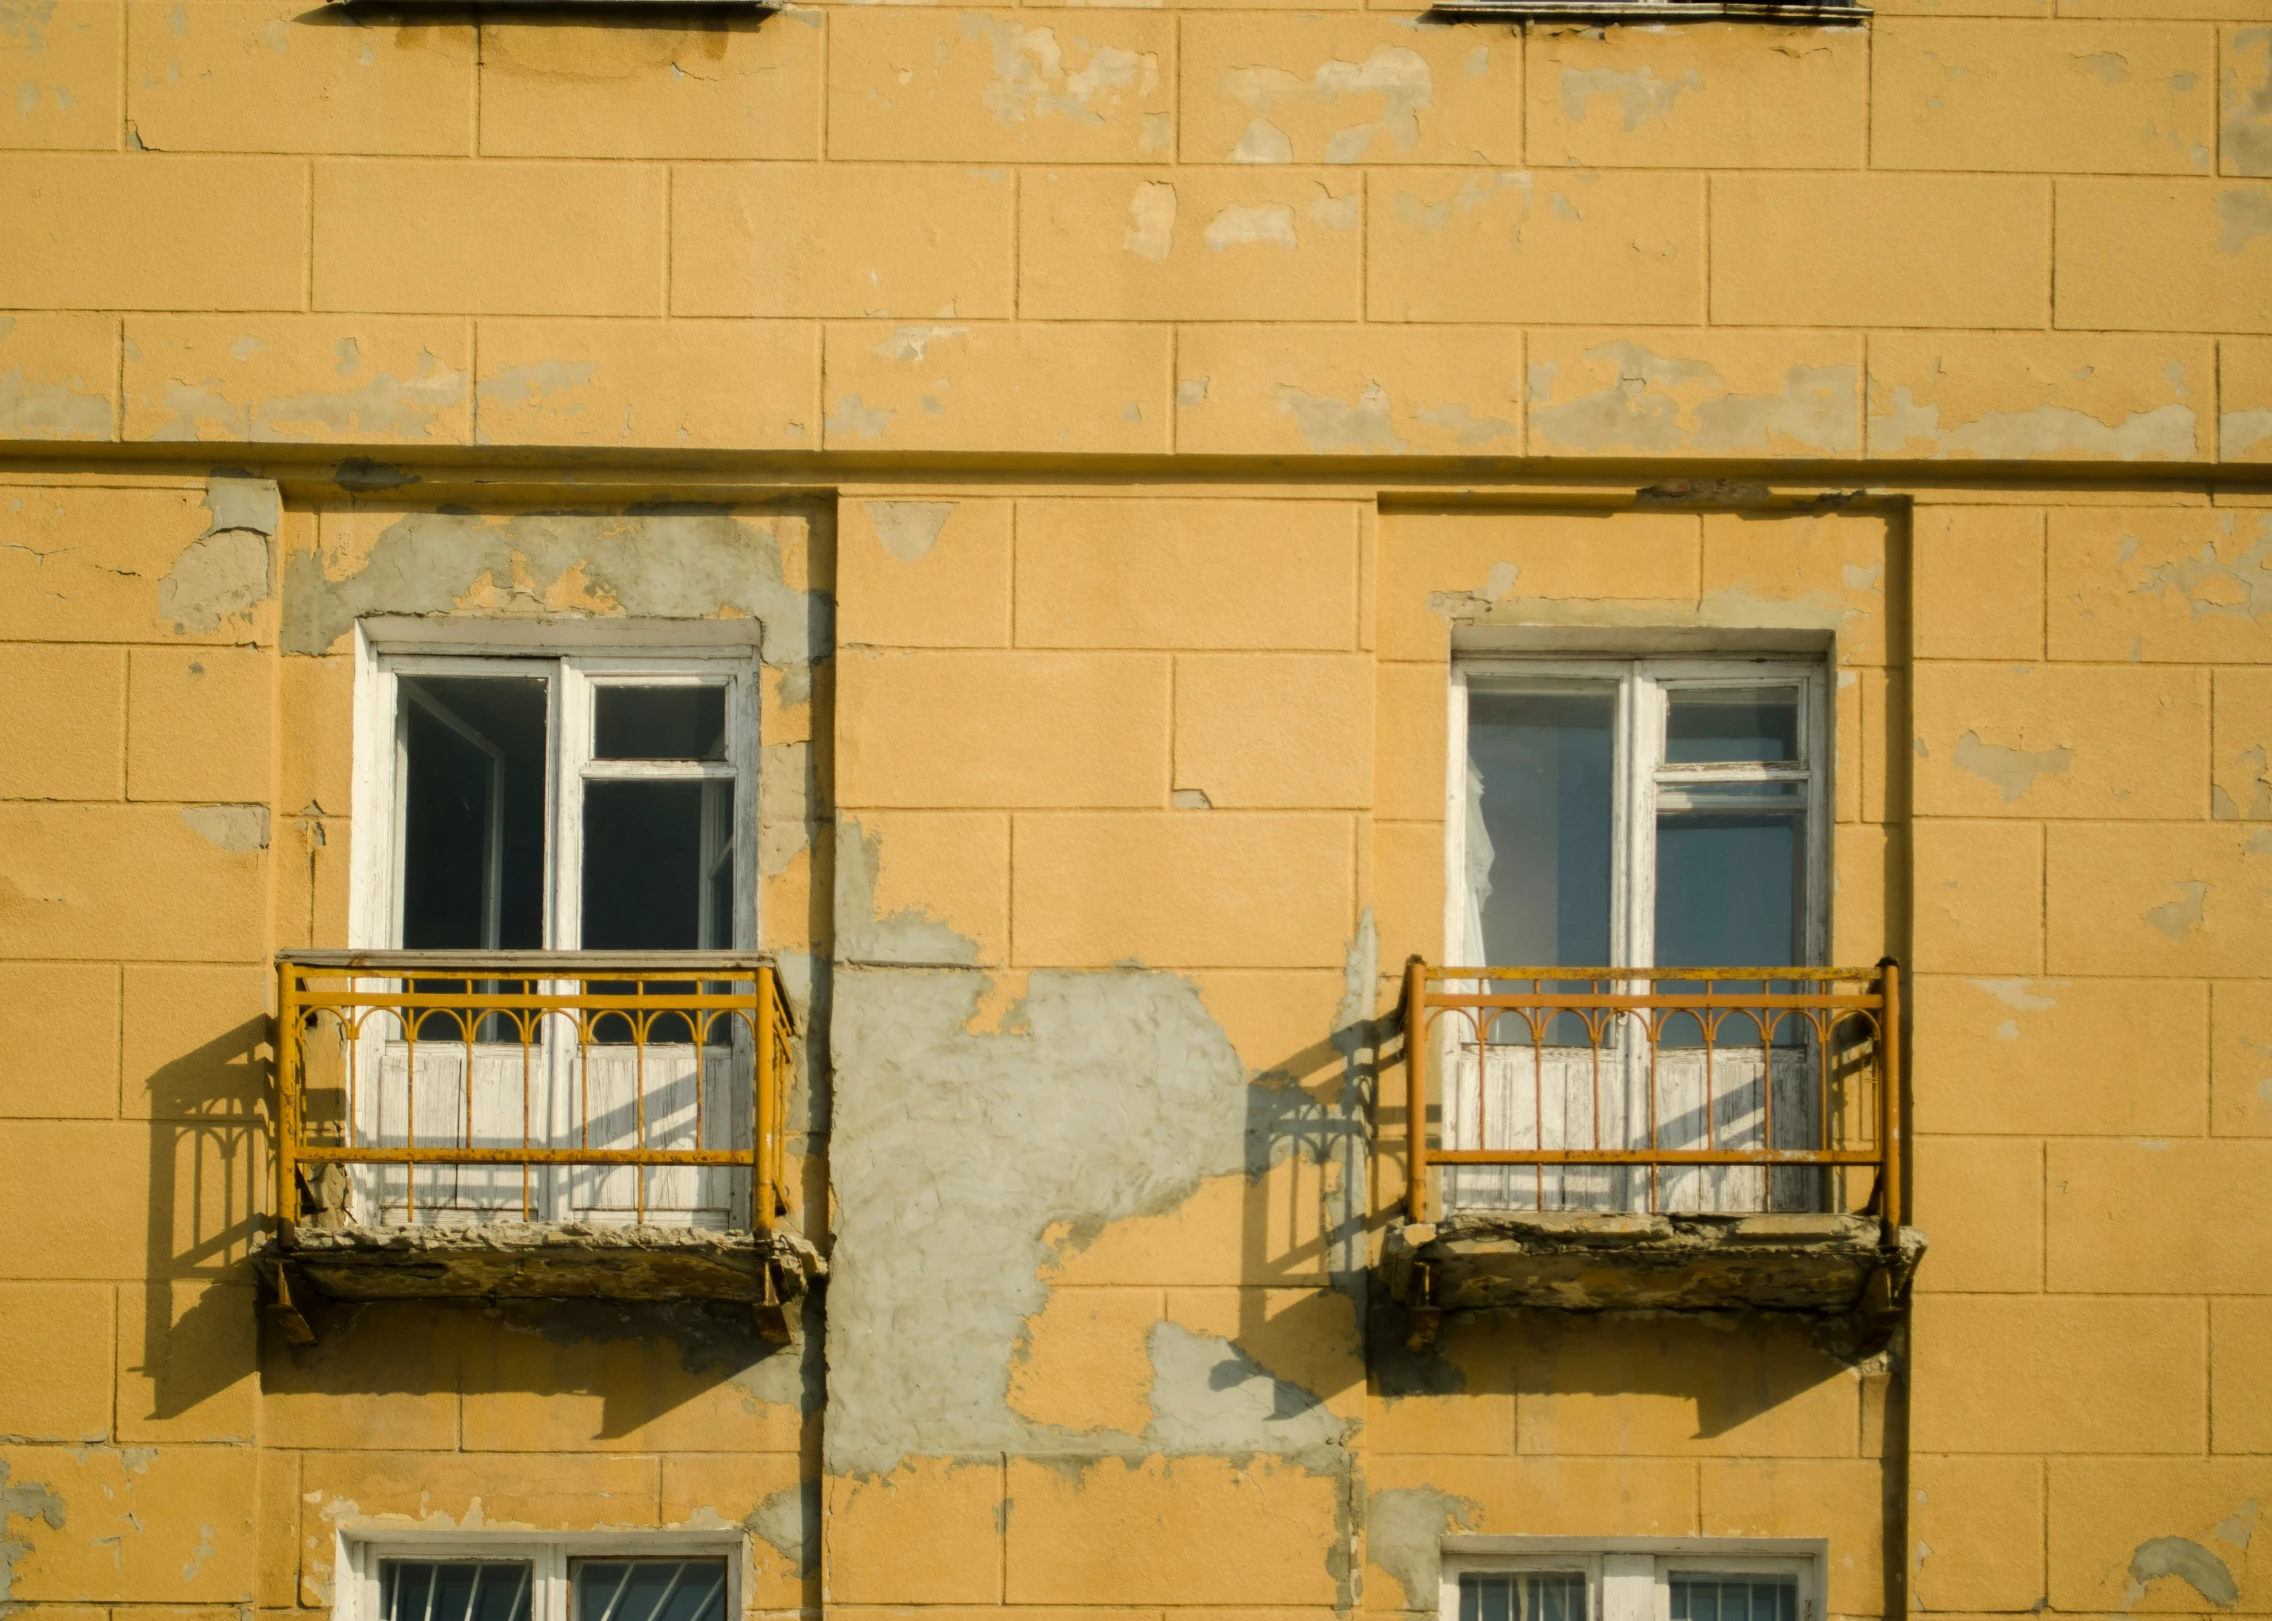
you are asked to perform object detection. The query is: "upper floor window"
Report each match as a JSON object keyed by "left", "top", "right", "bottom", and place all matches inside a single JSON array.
[
  {"left": 375, "top": 654, "right": 756, "bottom": 954},
  {"left": 1443, "top": 1544, "right": 1821, "bottom": 1621},
  {"left": 1449, "top": 657, "right": 1829, "bottom": 972},
  {"left": 343, "top": 1542, "right": 735, "bottom": 1621}
]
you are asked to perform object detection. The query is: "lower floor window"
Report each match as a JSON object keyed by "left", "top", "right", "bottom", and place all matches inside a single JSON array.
[
  {"left": 360, "top": 1548, "right": 731, "bottom": 1621},
  {"left": 1448, "top": 1544, "right": 1818, "bottom": 1621}
]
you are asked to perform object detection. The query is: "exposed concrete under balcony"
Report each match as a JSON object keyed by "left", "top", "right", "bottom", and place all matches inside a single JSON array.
[
  {"left": 1378, "top": 1210, "right": 1925, "bottom": 1334},
  {"left": 260, "top": 1222, "right": 825, "bottom": 1343}
]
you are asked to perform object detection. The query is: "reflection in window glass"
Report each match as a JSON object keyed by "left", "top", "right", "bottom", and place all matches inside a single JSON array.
[
  {"left": 594, "top": 687, "right": 727, "bottom": 761},
  {"left": 571, "top": 1561, "right": 728, "bottom": 1621},
  {"left": 1665, "top": 687, "right": 1800, "bottom": 765},
  {"left": 1466, "top": 688, "right": 1616, "bottom": 967},
  {"left": 378, "top": 1562, "right": 533, "bottom": 1621},
  {"left": 1458, "top": 1572, "right": 1588, "bottom": 1621},
  {"left": 1655, "top": 782, "right": 1804, "bottom": 969},
  {"left": 1669, "top": 1575, "right": 1799, "bottom": 1621}
]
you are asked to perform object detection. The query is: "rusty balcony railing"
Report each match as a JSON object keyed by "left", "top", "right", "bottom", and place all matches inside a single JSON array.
[
  {"left": 273, "top": 951, "right": 795, "bottom": 1237},
  {"left": 1400, "top": 959, "right": 1901, "bottom": 1233}
]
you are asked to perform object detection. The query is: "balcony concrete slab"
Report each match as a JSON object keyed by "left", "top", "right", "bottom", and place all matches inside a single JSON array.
[{"left": 1378, "top": 1210, "right": 1924, "bottom": 1319}]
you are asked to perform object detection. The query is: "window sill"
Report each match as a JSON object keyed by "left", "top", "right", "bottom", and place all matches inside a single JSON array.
[{"left": 1428, "top": 1, "right": 1869, "bottom": 21}]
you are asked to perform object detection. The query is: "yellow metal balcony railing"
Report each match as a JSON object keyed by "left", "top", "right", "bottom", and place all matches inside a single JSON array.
[
  {"left": 1400, "top": 959, "right": 1901, "bottom": 1233},
  {"left": 273, "top": 951, "right": 795, "bottom": 1236}
]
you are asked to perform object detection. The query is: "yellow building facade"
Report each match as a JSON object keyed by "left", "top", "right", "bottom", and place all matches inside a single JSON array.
[{"left": 0, "top": 8, "right": 2267, "bottom": 1621}]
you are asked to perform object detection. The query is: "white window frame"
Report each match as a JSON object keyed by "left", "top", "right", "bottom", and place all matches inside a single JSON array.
[
  {"left": 1440, "top": 1538, "right": 1825, "bottom": 1621},
  {"left": 335, "top": 1531, "right": 747, "bottom": 1621},
  {"left": 1443, "top": 655, "right": 1832, "bottom": 970},
  {"left": 348, "top": 627, "right": 762, "bottom": 954}
]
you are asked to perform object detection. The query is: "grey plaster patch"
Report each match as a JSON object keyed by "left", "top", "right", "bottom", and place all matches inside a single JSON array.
[
  {"left": 202, "top": 472, "right": 280, "bottom": 538},
  {"left": 2147, "top": 880, "right": 2209, "bottom": 941},
  {"left": 2219, "top": 187, "right": 2272, "bottom": 254},
  {"left": 864, "top": 501, "right": 956, "bottom": 563},
  {"left": 149, "top": 361, "right": 467, "bottom": 443},
  {"left": 825, "top": 963, "right": 1254, "bottom": 1475},
  {"left": 475, "top": 360, "right": 598, "bottom": 412},
  {"left": 2230, "top": 30, "right": 2272, "bottom": 177},
  {"left": 2223, "top": 407, "right": 2272, "bottom": 460},
  {"left": 1367, "top": 1484, "right": 1480, "bottom": 1610},
  {"left": 747, "top": 1479, "right": 821, "bottom": 1575},
  {"left": 1531, "top": 347, "right": 1857, "bottom": 456},
  {"left": 160, "top": 528, "right": 271, "bottom": 636},
  {"left": 2134, "top": 526, "right": 2272, "bottom": 623},
  {"left": 1411, "top": 403, "right": 1519, "bottom": 450},
  {"left": 0, "top": 1457, "right": 66, "bottom": 1612},
  {"left": 1277, "top": 383, "right": 1408, "bottom": 454},
  {"left": 279, "top": 508, "right": 832, "bottom": 669},
  {"left": 835, "top": 819, "right": 982, "bottom": 968},
  {"left": 1143, "top": 1321, "right": 1346, "bottom": 1458},
  {"left": 825, "top": 394, "right": 895, "bottom": 440},
  {"left": 1953, "top": 731, "right": 2073, "bottom": 801},
  {"left": 758, "top": 741, "right": 820, "bottom": 879},
  {"left": 2215, "top": 1500, "right": 2260, "bottom": 1549},
  {"left": 1869, "top": 387, "right": 2195, "bottom": 460},
  {"left": 1559, "top": 64, "right": 1701, "bottom": 129},
  {"left": 2127, "top": 1536, "right": 2238, "bottom": 1608},
  {"left": 0, "top": 365, "right": 111, "bottom": 440},
  {"left": 180, "top": 804, "right": 269, "bottom": 853}
]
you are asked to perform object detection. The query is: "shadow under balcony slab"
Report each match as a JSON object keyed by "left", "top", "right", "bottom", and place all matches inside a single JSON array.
[{"left": 1379, "top": 1210, "right": 1925, "bottom": 1324}]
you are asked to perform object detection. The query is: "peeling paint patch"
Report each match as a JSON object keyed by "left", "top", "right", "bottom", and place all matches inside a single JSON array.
[
  {"left": 1277, "top": 382, "right": 1406, "bottom": 454},
  {"left": 2147, "top": 880, "right": 2209, "bottom": 941},
  {"left": 871, "top": 325, "right": 969, "bottom": 363},
  {"left": 1205, "top": 202, "right": 1297, "bottom": 251},
  {"left": 1125, "top": 180, "right": 1177, "bottom": 261},
  {"left": 180, "top": 804, "right": 269, "bottom": 852},
  {"left": 1972, "top": 978, "right": 2062, "bottom": 1012},
  {"left": 2127, "top": 1536, "right": 2238, "bottom": 1608},
  {"left": 1871, "top": 385, "right": 2196, "bottom": 460},
  {"left": 472, "top": 359, "right": 594, "bottom": 412},
  {"left": 1952, "top": 730, "right": 2073, "bottom": 801},
  {"left": 150, "top": 353, "right": 469, "bottom": 443},
  {"left": 0, "top": 364, "right": 110, "bottom": 440},
  {"left": 2228, "top": 29, "right": 2272, "bottom": 177},
  {"left": 1531, "top": 344, "right": 1857, "bottom": 456},
  {"left": 2131, "top": 524, "right": 2272, "bottom": 622},
  {"left": 825, "top": 394, "right": 895, "bottom": 440},
  {"left": 2221, "top": 406, "right": 2272, "bottom": 460},
  {"left": 864, "top": 500, "right": 956, "bottom": 562},
  {"left": 965, "top": 18, "right": 1159, "bottom": 134},
  {"left": 0, "top": 1457, "right": 66, "bottom": 1608},
  {"left": 1559, "top": 65, "right": 1702, "bottom": 130},
  {"left": 1412, "top": 402, "right": 1518, "bottom": 449},
  {"left": 2219, "top": 186, "right": 2272, "bottom": 254},
  {"left": 160, "top": 479, "right": 275, "bottom": 636},
  {"left": 1222, "top": 46, "right": 1432, "bottom": 164}
]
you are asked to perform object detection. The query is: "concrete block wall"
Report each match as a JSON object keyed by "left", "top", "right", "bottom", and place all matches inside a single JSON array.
[{"left": 0, "top": 5, "right": 2269, "bottom": 461}]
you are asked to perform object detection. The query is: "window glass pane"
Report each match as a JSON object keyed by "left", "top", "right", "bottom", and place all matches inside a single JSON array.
[
  {"left": 1669, "top": 1574, "right": 1797, "bottom": 1621},
  {"left": 1466, "top": 687, "right": 1615, "bottom": 967},
  {"left": 1656, "top": 782, "right": 1804, "bottom": 969},
  {"left": 398, "top": 675, "right": 549, "bottom": 951},
  {"left": 571, "top": 1560, "right": 728, "bottom": 1621},
  {"left": 1457, "top": 1573, "right": 1588, "bottom": 1621},
  {"left": 377, "top": 1561, "right": 532, "bottom": 1621},
  {"left": 1665, "top": 686, "right": 1800, "bottom": 765},
  {"left": 582, "top": 782, "right": 712, "bottom": 950},
  {"left": 594, "top": 686, "right": 727, "bottom": 761}
]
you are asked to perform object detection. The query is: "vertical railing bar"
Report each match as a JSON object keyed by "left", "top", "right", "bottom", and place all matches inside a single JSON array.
[
  {"left": 1405, "top": 959, "right": 1428, "bottom": 1225},
  {"left": 1880, "top": 958, "right": 1903, "bottom": 1234},
  {"left": 634, "top": 976, "right": 647, "bottom": 1225},
  {"left": 521, "top": 989, "right": 534, "bottom": 1223},
  {"left": 1759, "top": 983, "right": 1774, "bottom": 1214},
  {"left": 276, "top": 957, "right": 300, "bottom": 1231},
  {"left": 404, "top": 973, "right": 417, "bottom": 1226}
]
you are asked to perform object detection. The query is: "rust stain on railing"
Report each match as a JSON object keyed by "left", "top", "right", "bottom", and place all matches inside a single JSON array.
[
  {"left": 1401, "top": 958, "right": 1902, "bottom": 1236},
  {"left": 274, "top": 950, "right": 795, "bottom": 1237}
]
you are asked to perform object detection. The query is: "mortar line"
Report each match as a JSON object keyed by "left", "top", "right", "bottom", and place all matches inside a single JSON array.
[
  {"left": 116, "top": 0, "right": 127, "bottom": 151},
  {"left": 113, "top": 315, "right": 126, "bottom": 446},
  {"left": 305, "top": 158, "right": 316, "bottom": 313}
]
